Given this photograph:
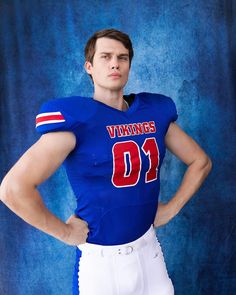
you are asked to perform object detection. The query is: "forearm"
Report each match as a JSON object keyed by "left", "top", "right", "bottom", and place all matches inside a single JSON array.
[
  {"left": 0, "top": 179, "right": 69, "bottom": 243},
  {"left": 167, "top": 156, "right": 212, "bottom": 216}
]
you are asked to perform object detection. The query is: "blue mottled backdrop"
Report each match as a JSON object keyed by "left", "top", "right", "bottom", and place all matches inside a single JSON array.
[{"left": 0, "top": 1, "right": 235, "bottom": 294}]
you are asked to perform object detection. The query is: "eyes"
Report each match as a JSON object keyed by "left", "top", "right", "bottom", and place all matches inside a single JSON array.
[{"left": 101, "top": 55, "right": 129, "bottom": 61}]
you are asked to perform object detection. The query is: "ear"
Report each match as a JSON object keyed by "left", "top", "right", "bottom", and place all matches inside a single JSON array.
[{"left": 84, "top": 61, "right": 93, "bottom": 75}]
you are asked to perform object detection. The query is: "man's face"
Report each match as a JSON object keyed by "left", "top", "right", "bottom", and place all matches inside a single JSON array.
[{"left": 85, "top": 37, "right": 130, "bottom": 92}]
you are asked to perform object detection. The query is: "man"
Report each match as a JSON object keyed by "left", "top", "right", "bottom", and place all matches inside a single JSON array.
[{"left": 0, "top": 28, "right": 212, "bottom": 295}]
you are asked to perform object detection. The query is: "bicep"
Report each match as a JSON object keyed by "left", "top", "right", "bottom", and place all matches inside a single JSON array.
[
  {"left": 165, "top": 123, "right": 208, "bottom": 165},
  {"left": 6, "top": 132, "right": 76, "bottom": 186}
]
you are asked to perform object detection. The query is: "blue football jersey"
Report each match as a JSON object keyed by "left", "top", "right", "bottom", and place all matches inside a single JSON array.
[{"left": 36, "top": 92, "right": 178, "bottom": 245}]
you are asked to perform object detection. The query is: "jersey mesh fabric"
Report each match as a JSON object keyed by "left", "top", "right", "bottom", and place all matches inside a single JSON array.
[{"left": 36, "top": 92, "right": 178, "bottom": 245}]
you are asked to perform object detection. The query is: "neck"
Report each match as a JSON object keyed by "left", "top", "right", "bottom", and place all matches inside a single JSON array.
[{"left": 93, "top": 87, "right": 127, "bottom": 111}]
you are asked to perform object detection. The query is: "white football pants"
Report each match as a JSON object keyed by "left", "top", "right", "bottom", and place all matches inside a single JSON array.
[{"left": 77, "top": 224, "right": 174, "bottom": 295}]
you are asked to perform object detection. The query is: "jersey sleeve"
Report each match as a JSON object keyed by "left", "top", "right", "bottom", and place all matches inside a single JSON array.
[
  {"left": 166, "top": 96, "right": 178, "bottom": 123},
  {"left": 35, "top": 99, "right": 77, "bottom": 135}
]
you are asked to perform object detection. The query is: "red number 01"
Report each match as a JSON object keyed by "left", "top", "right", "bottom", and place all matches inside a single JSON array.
[{"left": 112, "top": 137, "right": 159, "bottom": 187}]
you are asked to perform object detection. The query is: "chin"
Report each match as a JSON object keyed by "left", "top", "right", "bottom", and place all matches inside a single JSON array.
[
  {"left": 110, "top": 81, "right": 128, "bottom": 90},
  {"left": 95, "top": 79, "right": 128, "bottom": 91},
  {"left": 101, "top": 83, "right": 124, "bottom": 91},
  {"left": 110, "top": 86, "right": 126, "bottom": 92}
]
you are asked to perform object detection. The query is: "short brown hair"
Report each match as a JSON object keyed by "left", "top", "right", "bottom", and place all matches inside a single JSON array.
[{"left": 84, "top": 28, "right": 134, "bottom": 67}]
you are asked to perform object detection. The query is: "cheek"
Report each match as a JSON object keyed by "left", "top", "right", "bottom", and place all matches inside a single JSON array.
[
  {"left": 94, "top": 67, "right": 105, "bottom": 79},
  {"left": 124, "top": 64, "right": 130, "bottom": 73},
  {"left": 123, "top": 69, "right": 130, "bottom": 79}
]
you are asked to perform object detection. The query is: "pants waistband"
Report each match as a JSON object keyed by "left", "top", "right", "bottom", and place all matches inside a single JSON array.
[{"left": 77, "top": 224, "right": 156, "bottom": 257}]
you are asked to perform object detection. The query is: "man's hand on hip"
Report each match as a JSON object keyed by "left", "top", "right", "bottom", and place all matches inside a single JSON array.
[{"left": 64, "top": 215, "right": 90, "bottom": 246}]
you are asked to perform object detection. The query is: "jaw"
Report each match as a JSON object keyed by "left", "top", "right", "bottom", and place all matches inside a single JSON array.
[{"left": 93, "top": 76, "right": 129, "bottom": 93}]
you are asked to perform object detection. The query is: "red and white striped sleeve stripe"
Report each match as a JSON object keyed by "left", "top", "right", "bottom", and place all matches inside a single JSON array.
[{"left": 36, "top": 111, "right": 65, "bottom": 128}]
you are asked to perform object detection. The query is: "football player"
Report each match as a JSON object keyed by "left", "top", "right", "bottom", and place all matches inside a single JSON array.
[{"left": 0, "top": 28, "right": 212, "bottom": 295}]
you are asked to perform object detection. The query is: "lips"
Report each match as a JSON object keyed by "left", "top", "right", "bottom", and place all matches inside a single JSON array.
[{"left": 108, "top": 73, "right": 121, "bottom": 77}]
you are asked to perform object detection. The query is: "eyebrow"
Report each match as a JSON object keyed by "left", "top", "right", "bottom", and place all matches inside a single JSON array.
[{"left": 99, "top": 52, "right": 129, "bottom": 56}]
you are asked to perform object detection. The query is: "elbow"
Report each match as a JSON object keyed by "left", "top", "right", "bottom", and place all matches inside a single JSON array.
[
  {"left": 206, "top": 156, "right": 212, "bottom": 173},
  {"left": 199, "top": 154, "right": 212, "bottom": 176},
  {"left": 204, "top": 154, "right": 212, "bottom": 171},
  {"left": 0, "top": 176, "right": 26, "bottom": 207},
  {"left": 0, "top": 177, "right": 16, "bottom": 205}
]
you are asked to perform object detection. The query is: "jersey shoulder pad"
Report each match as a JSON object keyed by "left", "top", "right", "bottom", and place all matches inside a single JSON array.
[
  {"left": 35, "top": 96, "right": 79, "bottom": 135},
  {"left": 138, "top": 92, "right": 178, "bottom": 122}
]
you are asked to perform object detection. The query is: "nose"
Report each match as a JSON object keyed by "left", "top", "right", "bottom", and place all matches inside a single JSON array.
[{"left": 110, "top": 56, "right": 119, "bottom": 70}]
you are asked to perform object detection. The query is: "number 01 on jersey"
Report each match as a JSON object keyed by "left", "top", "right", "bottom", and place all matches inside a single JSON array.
[{"left": 112, "top": 137, "right": 160, "bottom": 188}]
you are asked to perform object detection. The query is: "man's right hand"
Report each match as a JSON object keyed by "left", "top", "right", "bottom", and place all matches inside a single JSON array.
[{"left": 64, "top": 215, "right": 90, "bottom": 246}]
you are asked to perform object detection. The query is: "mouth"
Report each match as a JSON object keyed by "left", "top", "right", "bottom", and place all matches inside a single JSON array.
[{"left": 108, "top": 73, "right": 121, "bottom": 78}]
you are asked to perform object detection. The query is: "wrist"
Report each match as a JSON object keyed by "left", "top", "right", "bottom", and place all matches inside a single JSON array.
[
  {"left": 166, "top": 198, "right": 180, "bottom": 217},
  {"left": 57, "top": 223, "right": 71, "bottom": 244}
]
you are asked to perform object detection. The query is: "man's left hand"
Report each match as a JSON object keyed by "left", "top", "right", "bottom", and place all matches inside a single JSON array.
[{"left": 153, "top": 202, "right": 177, "bottom": 228}]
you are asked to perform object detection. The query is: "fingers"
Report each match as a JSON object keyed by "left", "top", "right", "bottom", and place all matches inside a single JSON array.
[{"left": 63, "top": 214, "right": 90, "bottom": 245}]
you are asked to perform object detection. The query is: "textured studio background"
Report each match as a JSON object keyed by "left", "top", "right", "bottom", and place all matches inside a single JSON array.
[{"left": 0, "top": 1, "right": 235, "bottom": 294}]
